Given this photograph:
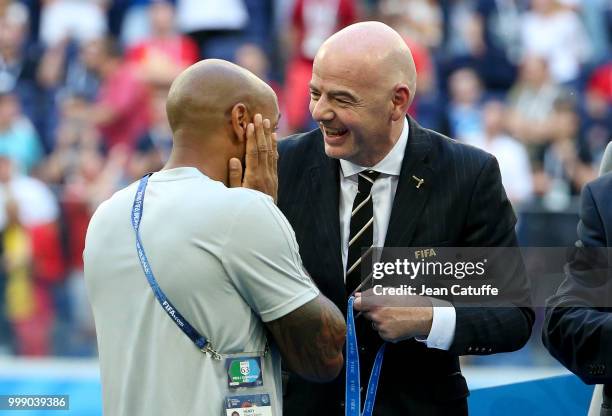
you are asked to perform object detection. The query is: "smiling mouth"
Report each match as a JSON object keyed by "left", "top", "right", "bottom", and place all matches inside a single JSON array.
[{"left": 322, "top": 126, "right": 348, "bottom": 138}]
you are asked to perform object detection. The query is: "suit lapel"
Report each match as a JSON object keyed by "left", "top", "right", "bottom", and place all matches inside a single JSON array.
[
  {"left": 385, "top": 117, "right": 434, "bottom": 247},
  {"left": 308, "top": 140, "right": 345, "bottom": 283}
]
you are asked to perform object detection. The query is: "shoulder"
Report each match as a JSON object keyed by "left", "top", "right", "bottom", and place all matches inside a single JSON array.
[
  {"left": 584, "top": 172, "right": 612, "bottom": 203},
  {"left": 225, "top": 187, "right": 280, "bottom": 220},
  {"left": 89, "top": 181, "right": 139, "bottom": 227},
  {"left": 579, "top": 173, "right": 612, "bottom": 228},
  {"left": 278, "top": 129, "right": 322, "bottom": 158},
  {"left": 226, "top": 186, "right": 276, "bottom": 209},
  {"left": 224, "top": 188, "right": 294, "bottom": 244},
  {"left": 574, "top": 175, "right": 612, "bottom": 247},
  {"left": 277, "top": 129, "right": 323, "bottom": 187},
  {"left": 417, "top": 122, "right": 495, "bottom": 174}
]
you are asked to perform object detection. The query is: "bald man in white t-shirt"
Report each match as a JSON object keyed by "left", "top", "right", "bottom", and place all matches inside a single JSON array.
[{"left": 84, "top": 59, "right": 345, "bottom": 416}]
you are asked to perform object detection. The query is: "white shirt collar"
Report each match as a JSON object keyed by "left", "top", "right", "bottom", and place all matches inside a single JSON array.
[{"left": 340, "top": 117, "right": 409, "bottom": 178}]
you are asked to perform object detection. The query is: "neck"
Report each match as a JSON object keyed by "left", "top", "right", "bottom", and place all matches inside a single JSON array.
[
  {"left": 359, "top": 118, "right": 404, "bottom": 167},
  {"left": 163, "top": 142, "right": 230, "bottom": 185}
]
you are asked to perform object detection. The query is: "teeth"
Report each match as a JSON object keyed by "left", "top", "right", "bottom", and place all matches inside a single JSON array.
[{"left": 325, "top": 127, "right": 347, "bottom": 136}]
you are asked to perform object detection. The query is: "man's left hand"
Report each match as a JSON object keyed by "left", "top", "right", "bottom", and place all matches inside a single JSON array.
[{"left": 353, "top": 291, "right": 433, "bottom": 343}]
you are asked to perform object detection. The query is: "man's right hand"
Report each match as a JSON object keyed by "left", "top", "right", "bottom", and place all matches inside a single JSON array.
[{"left": 228, "top": 113, "right": 278, "bottom": 202}]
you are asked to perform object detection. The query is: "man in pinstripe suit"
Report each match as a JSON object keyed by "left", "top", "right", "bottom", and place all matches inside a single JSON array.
[{"left": 277, "top": 22, "right": 534, "bottom": 415}]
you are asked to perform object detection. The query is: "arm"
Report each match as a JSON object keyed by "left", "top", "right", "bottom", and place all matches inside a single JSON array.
[
  {"left": 450, "top": 156, "right": 535, "bottom": 355},
  {"left": 543, "top": 182, "right": 612, "bottom": 383},
  {"left": 266, "top": 294, "right": 345, "bottom": 383}
]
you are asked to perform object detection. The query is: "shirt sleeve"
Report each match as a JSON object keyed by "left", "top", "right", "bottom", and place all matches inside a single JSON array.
[
  {"left": 221, "top": 192, "right": 319, "bottom": 322},
  {"left": 415, "top": 298, "right": 456, "bottom": 350}
]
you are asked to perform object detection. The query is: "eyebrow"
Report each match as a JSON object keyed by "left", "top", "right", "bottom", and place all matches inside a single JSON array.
[
  {"left": 309, "top": 83, "right": 358, "bottom": 102},
  {"left": 328, "top": 90, "right": 358, "bottom": 102}
]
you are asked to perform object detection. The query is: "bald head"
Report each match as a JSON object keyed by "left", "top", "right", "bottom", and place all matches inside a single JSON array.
[
  {"left": 308, "top": 22, "right": 416, "bottom": 166},
  {"left": 316, "top": 21, "right": 416, "bottom": 100},
  {"left": 166, "top": 59, "right": 277, "bottom": 140}
]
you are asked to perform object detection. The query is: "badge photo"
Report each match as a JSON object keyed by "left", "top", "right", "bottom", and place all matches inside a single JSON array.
[{"left": 225, "top": 393, "right": 272, "bottom": 416}]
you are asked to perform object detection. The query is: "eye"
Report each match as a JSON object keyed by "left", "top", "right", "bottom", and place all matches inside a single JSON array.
[{"left": 310, "top": 90, "right": 320, "bottom": 99}]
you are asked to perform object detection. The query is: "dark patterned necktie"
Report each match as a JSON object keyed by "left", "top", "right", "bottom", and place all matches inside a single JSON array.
[{"left": 346, "top": 170, "right": 380, "bottom": 295}]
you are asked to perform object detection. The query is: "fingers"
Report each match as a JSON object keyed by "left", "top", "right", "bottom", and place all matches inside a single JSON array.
[
  {"left": 241, "top": 113, "right": 277, "bottom": 200},
  {"left": 363, "top": 311, "right": 375, "bottom": 322},
  {"left": 254, "top": 114, "right": 268, "bottom": 168},
  {"left": 263, "top": 117, "right": 272, "bottom": 151},
  {"left": 263, "top": 117, "right": 274, "bottom": 171},
  {"left": 245, "top": 122, "right": 258, "bottom": 172},
  {"left": 271, "top": 132, "right": 278, "bottom": 173},
  {"left": 353, "top": 295, "right": 374, "bottom": 313},
  {"left": 228, "top": 158, "right": 243, "bottom": 188},
  {"left": 353, "top": 295, "right": 362, "bottom": 311}
]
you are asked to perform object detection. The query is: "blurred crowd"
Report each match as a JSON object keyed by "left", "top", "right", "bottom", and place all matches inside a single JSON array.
[{"left": 0, "top": 0, "right": 611, "bottom": 358}]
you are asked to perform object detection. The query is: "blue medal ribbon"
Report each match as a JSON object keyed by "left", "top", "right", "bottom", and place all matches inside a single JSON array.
[
  {"left": 131, "top": 174, "right": 211, "bottom": 353},
  {"left": 346, "top": 296, "right": 386, "bottom": 416}
]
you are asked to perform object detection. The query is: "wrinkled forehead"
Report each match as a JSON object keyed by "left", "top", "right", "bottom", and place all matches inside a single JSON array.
[
  {"left": 312, "top": 47, "right": 394, "bottom": 90},
  {"left": 311, "top": 50, "right": 381, "bottom": 93}
]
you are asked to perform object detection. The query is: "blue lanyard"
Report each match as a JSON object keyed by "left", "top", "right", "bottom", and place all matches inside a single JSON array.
[
  {"left": 131, "top": 174, "right": 221, "bottom": 359},
  {"left": 346, "top": 296, "right": 386, "bottom": 416}
]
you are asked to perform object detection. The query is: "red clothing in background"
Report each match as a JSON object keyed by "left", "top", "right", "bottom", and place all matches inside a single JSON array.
[
  {"left": 292, "top": 0, "right": 356, "bottom": 60},
  {"left": 97, "top": 64, "right": 151, "bottom": 151},
  {"left": 588, "top": 63, "right": 612, "bottom": 102},
  {"left": 30, "top": 222, "right": 65, "bottom": 284},
  {"left": 126, "top": 36, "right": 199, "bottom": 69},
  {"left": 61, "top": 199, "right": 90, "bottom": 271},
  {"left": 285, "top": 0, "right": 356, "bottom": 131}
]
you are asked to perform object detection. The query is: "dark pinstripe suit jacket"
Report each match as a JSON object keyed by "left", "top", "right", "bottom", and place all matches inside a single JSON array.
[{"left": 278, "top": 117, "right": 534, "bottom": 415}]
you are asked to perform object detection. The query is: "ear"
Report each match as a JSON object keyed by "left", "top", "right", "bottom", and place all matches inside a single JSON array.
[
  {"left": 391, "top": 84, "right": 411, "bottom": 122},
  {"left": 230, "top": 103, "right": 250, "bottom": 142}
]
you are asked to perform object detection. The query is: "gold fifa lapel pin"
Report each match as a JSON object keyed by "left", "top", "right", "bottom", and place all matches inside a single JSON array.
[{"left": 412, "top": 175, "right": 425, "bottom": 189}]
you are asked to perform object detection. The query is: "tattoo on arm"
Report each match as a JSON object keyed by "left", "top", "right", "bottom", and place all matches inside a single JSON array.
[{"left": 265, "top": 294, "right": 346, "bottom": 382}]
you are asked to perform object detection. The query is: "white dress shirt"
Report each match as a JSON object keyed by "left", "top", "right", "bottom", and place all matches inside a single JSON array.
[{"left": 339, "top": 118, "right": 456, "bottom": 350}]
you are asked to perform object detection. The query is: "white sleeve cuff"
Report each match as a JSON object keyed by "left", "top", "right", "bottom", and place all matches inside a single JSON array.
[{"left": 414, "top": 298, "right": 456, "bottom": 350}]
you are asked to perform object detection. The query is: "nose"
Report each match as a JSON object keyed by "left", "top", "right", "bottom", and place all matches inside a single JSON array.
[{"left": 310, "top": 95, "right": 334, "bottom": 123}]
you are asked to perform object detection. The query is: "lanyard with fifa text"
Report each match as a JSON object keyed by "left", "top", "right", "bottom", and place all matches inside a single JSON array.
[
  {"left": 131, "top": 174, "right": 221, "bottom": 359},
  {"left": 346, "top": 296, "right": 386, "bottom": 416}
]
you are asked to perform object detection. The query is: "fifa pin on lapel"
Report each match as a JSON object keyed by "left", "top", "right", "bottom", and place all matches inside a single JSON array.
[{"left": 412, "top": 175, "right": 425, "bottom": 189}]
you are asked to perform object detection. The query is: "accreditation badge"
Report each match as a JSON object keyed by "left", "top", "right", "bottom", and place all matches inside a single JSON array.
[
  {"left": 226, "top": 356, "right": 264, "bottom": 388},
  {"left": 224, "top": 393, "right": 272, "bottom": 416}
]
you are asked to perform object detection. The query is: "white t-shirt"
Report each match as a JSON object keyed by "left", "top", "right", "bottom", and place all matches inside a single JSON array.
[{"left": 84, "top": 167, "right": 319, "bottom": 416}]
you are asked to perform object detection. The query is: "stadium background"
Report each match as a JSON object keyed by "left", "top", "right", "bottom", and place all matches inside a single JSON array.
[{"left": 0, "top": 0, "right": 610, "bottom": 414}]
